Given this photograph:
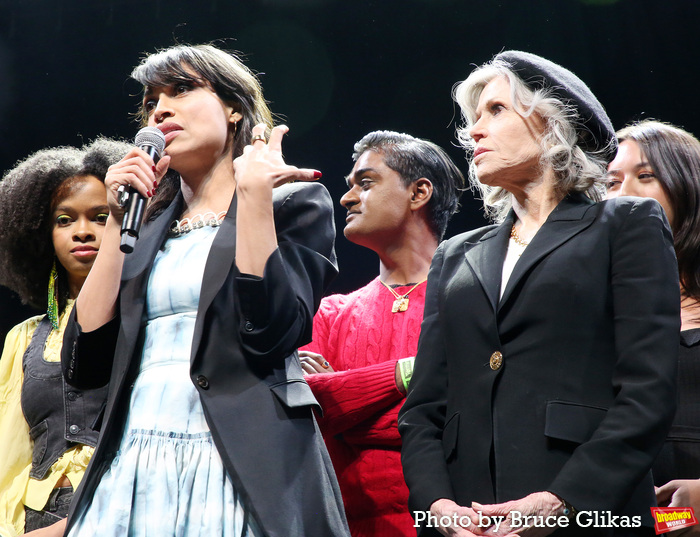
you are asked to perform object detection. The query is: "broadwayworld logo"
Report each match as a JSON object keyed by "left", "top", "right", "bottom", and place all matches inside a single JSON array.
[{"left": 651, "top": 507, "right": 698, "bottom": 534}]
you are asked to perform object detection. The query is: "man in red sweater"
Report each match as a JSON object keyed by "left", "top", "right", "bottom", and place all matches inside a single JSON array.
[{"left": 299, "top": 130, "right": 464, "bottom": 537}]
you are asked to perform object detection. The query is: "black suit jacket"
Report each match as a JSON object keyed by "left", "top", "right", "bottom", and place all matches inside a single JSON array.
[
  {"left": 399, "top": 194, "right": 680, "bottom": 535},
  {"left": 63, "top": 182, "right": 350, "bottom": 537}
]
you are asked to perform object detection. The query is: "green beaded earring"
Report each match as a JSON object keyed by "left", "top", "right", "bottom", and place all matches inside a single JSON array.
[{"left": 47, "top": 260, "right": 59, "bottom": 330}]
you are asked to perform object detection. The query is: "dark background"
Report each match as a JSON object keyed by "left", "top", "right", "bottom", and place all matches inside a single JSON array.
[{"left": 0, "top": 0, "right": 698, "bottom": 338}]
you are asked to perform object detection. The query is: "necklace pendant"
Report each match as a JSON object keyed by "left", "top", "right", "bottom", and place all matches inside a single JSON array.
[{"left": 392, "top": 297, "right": 409, "bottom": 313}]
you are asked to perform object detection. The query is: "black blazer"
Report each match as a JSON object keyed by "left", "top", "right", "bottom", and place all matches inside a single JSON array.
[
  {"left": 63, "top": 182, "right": 350, "bottom": 537},
  {"left": 399, "top": 194, "right": 680, "bottom": 535}
]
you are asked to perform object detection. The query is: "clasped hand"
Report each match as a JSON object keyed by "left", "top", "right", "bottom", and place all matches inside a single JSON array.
[{"left": 430, "top": 492, "right": 565, "bottom": 537}]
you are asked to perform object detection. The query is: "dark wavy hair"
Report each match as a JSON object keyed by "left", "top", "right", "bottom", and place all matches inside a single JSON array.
[
  {"left": 616, "top": 120, "right": 700, "bottom": 301},
  {"left": 130, "top": 44, "right": 274, "bottom": 221},
  {"left": 0, "top": 138, "right": 130, "bottom": 312},
  {"left": 351, "top": 131, "right": 465, "bottom": 240}
]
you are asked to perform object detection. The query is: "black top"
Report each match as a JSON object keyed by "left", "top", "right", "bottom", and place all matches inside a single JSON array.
[{"left": 653, "top": 328, "right": 700, "bottom": 485}]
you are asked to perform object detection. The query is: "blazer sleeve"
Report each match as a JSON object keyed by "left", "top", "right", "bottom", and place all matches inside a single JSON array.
[
  {"left": 61, "top": 307, "right": 120, "bottom": 390},
  {"left": 548, "top": 198, "right": 680, "bottom": 511},
  {"left": 235, "top": 182, "right": 338, "bottom": 360},
  {"left": 398, "top": 242, "right": 455, "bottom": 512}
]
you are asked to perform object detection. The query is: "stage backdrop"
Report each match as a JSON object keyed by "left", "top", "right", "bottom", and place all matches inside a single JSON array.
[{"left": 0, "top": 0, "right": 697, "bottom": 338}]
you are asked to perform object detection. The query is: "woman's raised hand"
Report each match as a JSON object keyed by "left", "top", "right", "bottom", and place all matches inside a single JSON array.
[
  {"left": 104, "top": 147, "right": 171, "bottom": 224},
  {"left": 233, "top": 124, "right": 321, "bottom": 193}
]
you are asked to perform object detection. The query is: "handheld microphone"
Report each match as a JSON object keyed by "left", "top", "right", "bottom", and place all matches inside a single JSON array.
[{"left": 119, "top": 127, "right": 166, "bottom": 253}]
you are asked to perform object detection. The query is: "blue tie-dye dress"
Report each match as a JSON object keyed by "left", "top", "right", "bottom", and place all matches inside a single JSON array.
[{"left": 68, "top": 225, "right": 263, "bottom": 537}]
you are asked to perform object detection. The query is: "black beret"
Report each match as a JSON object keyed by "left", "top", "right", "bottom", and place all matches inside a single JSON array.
[{"left": 495, "top": 50, "right": 617, "bottom": 161}]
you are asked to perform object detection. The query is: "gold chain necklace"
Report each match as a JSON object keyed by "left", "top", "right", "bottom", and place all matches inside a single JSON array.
[
  {"left": 510, "top": 224, "right": 530, "bottom": 247},
  {"left": 379, "top": 278, "right": 427, "bottom": 313}
]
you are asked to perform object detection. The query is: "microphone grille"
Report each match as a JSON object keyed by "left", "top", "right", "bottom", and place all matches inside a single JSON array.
[{"left": 135, "top": 127, "right": 166, "bottom": 153}]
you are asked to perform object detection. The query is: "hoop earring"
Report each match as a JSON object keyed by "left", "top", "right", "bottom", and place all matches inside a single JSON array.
[{"left": 47, "top": 260, "right": 59, "bottom": 330}]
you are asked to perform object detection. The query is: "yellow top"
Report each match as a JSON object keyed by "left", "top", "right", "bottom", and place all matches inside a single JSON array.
[{"left": 0, "top": 301, "right": 95, "bottom": 537}]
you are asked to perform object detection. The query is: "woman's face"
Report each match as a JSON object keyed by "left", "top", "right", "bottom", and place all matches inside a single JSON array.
[
  {"left": 52, "top": 175, "right": 108, "bottom": 297},
  {"left": 605, "top": 139, "right": 674, "bottom": 227},
  {"left": 143, "top": 72, "right": 240, "bottom": 173},
  {"left": 469, "top": 76, "right": 545, "bottom": 189}
]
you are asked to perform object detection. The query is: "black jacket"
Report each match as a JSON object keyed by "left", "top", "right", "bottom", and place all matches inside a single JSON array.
[{"left": 399, "top": 194, "right": 680, "bottom": 535}]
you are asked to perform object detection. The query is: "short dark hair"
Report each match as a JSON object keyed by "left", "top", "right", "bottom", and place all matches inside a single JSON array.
[
  {"left": 131, "top": 43, "right": 272, "bottom": 152},
  {"left": 352, "top": 131, "right": 465, "bottom": 240},
  {"left": 617, "top": 120, "right": 700, "bottom": 301},
  {"left": 0, "top": 137, "right": 130, "bottom": 311}
]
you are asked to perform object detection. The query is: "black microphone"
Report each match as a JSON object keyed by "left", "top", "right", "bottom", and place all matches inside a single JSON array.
[{"left": 119, "top": 127, "right": 166, "bottom": 253}]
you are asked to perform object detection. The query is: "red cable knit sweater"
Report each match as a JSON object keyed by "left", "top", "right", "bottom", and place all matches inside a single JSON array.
[{"left": 301, "top": 277, "right": 426, "bottom": 537}]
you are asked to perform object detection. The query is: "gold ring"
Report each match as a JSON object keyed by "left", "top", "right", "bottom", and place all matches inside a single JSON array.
[{"left": 251, "top": 134, "right": 266, "bottom": 144}]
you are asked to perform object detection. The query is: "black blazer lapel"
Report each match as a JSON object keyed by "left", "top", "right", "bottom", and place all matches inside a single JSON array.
[
  {"left": 463, "top": 221, "right": 511, "bottom": 313},
  {"left": 191, "top": 194, "right": 238, "bottom": 359},
  {"left": 499, "top": 193, "right": 597, "bottom": 308}
]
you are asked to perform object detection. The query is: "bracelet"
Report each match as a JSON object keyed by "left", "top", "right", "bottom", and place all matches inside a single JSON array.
[
  {"left": 562, "top": 499, "right": 577, "bottom": 518},
  {"left": 556, "top": 495, "right": 577, "bottom": 518},
  {"left": 398, "top": 357, "right": 415, "bottom": 393}
]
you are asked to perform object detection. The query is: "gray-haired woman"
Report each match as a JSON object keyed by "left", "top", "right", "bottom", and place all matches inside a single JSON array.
[{"left": 399, "top": 51, "right": 679, "bottom": 537}]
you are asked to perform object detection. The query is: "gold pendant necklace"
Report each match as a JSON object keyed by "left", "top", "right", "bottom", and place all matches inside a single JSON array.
[{"left": 379, "top": 278, "right": 427, "bottom": 313}]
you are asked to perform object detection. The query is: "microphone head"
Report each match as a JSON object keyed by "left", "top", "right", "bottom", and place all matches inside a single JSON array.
[{"left": 134, "top": 126, "right": 166, "bottom": 155}]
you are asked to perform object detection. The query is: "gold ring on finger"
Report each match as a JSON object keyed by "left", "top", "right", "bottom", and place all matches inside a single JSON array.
[{"left": 251, "top": 134, "right": 266, "bottom": 144}]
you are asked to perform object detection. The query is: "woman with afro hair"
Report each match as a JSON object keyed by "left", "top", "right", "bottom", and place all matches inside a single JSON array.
[{"left": 0, "top": 137, "right": 130, "bottom": 536}]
